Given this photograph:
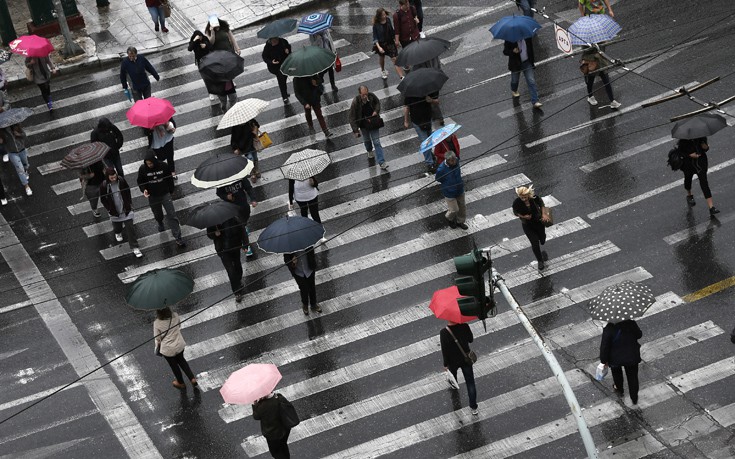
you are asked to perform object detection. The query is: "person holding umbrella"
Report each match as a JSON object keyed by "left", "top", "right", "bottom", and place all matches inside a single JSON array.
[
  {"left": 146, "top": 117, "right": 177, "bottom": 179},
  {"left": 262, "top": 37, "right": 292, "bottom": 103},
  {"left": 99, "top": 168, "right": 142, "bottom": 258},
  {"left": 512, "top": 185, "right": 550, "bottom": 270},
  {"left": 440, "top": 320, "right": 479, "bottom": 415},
  {"left": 599, "top": 319, "right": 642, "bottom": 405},
  {"left": 293, "top": 75, "right": 332, "bottom": 137},
  {"left": 372, "top": 8, "right": 403, "bottom": 81},
  {"left": 80, "top": 160, "right": 107, "bottom": 218},
  {"left": 154, "top": 306, "right": 198, "bottom": 390},
  {"left": 579, "top": 0, "right": 614, "bottom": 17},
  {"left": 90, "top": 118, "right": 125, "bottom": 177},
  {"left": 288, "top": 177, "right": 322, "bottom": 224},
  {"left": 581, "top": 46, "right": 620, "bottom": 108},
  {"left": 253, "top": 391, "right": 296, "bottom": 459},
  {"left": 284, "top": 248, "right": 321, "bottom": 315},
  {"left": 25, "top": 55, "right": 58, "bottom": 111},
  {"left": 0, "top": 123, "right": 32, "bottom": 196},
  {"left": 349, "top": 85, "right": 388, "bottom": 170},
  {"left": 678, "top": 136, "right": 719, "bottom": 216},
  {"left": 232, "top": 118, "right": 261, "bottom": 181},
  {"left": 137, "top": 150, "right": 186, "bottom": 247},
  {"left": 403, "top": 94, "right": 434, "bottom": 173},
  {"left": 435, "top": 152, "right": 467, "bottom": 230},
  {"left": 207, "top": 218, "right": 247, "bottom": 302},
  {"left": 503, "top": 38, "right": 542, "bottom": 109},
  {"left": 216, "top": 176, "right": 258, "bottom": 256},
  {"left": 120, "top": 47, "right": 160, "bottom": 102},
  {"left": 205, "top": 15, "right": 240, "bottom": 54},
  {"left": 309, "top": 28, "right": 338, "bottom": 92}
]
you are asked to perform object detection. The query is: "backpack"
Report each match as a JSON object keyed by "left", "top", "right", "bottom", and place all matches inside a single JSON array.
[
  {"left": 277, "top": 394, "right": 300, "bottom": 428},
  {"left": 667, "top": 145, "right": 684, "bottom": 171}
]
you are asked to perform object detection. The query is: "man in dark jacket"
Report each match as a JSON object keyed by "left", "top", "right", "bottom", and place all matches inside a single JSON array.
[
  {"left": 120, "top": 47, "right": 160, "bottom": 101},
  {"left": 207, "top": 218, "right": 246, "bottom": 302},
  {"left": 91, "top": 117, "right": 125, "bottom": 177},
  {"left": 403, "top": 94, "right": 434, "bottom": 173},
  {"left": 253, "top": 393, "right": 294, "bottom": 458},
  {"left": 293, "top": 76, "right": 332, "bottom": 137},
  {"left": 439, "top": 322, "right": 478, "bottom": 415},
  {"left": 393, "top": 0, "right": 420, "bottom": 49},
  {"left": 348, "top": 86, "right": 388, "bottom": 170},
  {"left": 216, "top": 177, "right": 258, "bottom": 256},
  {"left": 136, "top": 150, "right": 185, "bottom": 246},
  {"left": 503, "top": 39, "right": 542, "bottom": 108},
  {"left": 284, "top": 249, "right": 320, "bottom": 315},
  {"left": 600, "top": 319, "right": 642, "bottom": 405},
  {"left": 100, "top": 168, "right": 142, "bottom": 257},
  {"left": 435, "top": 152, "right": 467, "bottom": 230},
  {"left": 262, "top": 37, "right": 292, "bottom": 103}
]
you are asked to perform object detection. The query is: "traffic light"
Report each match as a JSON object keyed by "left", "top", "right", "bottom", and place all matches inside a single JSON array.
[{"left": 453, "top": 246, "right": 496, "bottom": 327}]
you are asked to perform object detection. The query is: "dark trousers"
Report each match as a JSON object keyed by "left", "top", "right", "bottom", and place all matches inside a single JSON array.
[
  {"left": 112, "top": 219, "right": 139, "bottom": 248},
  {"left": 611, "top": 364, "right": 639, "bottom": 403},
  {"left": 37, "top": 82, "right": 51, "bottom": 104},
  {"left": 237, "top": 206, "right": 251, "bottom": 247},
  {"left": 304, "top": 104, "right": 328, "bottom": 133},
  {"left": 132, "top": 85, "right": 152, "bottom": 101},
  {"left": 85, "top": 183, "right": 101, "bottom": 211},
  {"left": 683, "top": 158, "right": 711, "bottom": 199},
  {"left": 265, "top": 430, "right": 291, "bottom": 459},
  {"left": 585, "top": 71, "right": 614, "bottom": 102},
  {"left": 148, "top": 193, "right": 181, "bottom": 239},
  {"left": 296, "top": 197, "right": 321, "bottom": 223},
  {"left": 294, "top": 272, "right": 317, "bottom": 306},
  {"left": 104, "top": 152, "right": 124, "bottom": 177},
  {"left": 522, "top": 222, "right": 546, "bottom": 262},
  {"left": 219, "top": 250, "right": 244, "bottom": 294},
  {"left": 164, "top": 350, "right": 195, "bottom": 384},
  {"left": 0, "top": 173, "right": 6, "bottom": 200},
  {"left": 320, "top": 67, "right": 336, "bottom": 87},
  {"left": 154, "top": 139, "right": 175, "bottom": 173},
  {"left": 411, "top": 0, "right": 424, "bottom": 31},
  {"left": 448, "top": 365, "right": 478, "bottom": 409},
  {"left": 272, "top": 71, "right": 289, "bottom": 98}
]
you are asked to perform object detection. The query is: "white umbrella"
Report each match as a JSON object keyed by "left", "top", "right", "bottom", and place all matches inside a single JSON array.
[
  {"left": 217, "top": 98, "right": 270, "bottom": 130},
  {"left": 281, "top": 149, "right": 331, "bottom": 181}
]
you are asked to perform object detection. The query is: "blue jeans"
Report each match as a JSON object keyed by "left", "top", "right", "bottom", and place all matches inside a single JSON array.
[
  {"left": 518, "top": 0, "right": 536, "bottom": 17},
  {"left": 449, "top": 365, "right": 478, "bottom": 409},
  {"left": 412, "top": 123, "right": 433, "bottom": 165},
  {"left": 360, "top": 128, "right": 385, "bottom": 165},
  {"left": 510, "top": 60, "right": 539, "bottom": 103},
  {"left": 8, "top": 150, "right": 29, "bottom": 186},
  {"left": 148, "top": 6, "right": 166, "bottom": 28}
]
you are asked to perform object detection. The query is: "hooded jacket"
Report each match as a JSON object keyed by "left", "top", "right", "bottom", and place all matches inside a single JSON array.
[
  {"left": 99, "top": 176, "right": 133, "bottom": 217},
  {"left": 206, "top": 218, "right": 245, "bottom": 254},
  {"left": 90, "top": 118, "right": 124, "bottom": 159},
  {"left": 137, "top": 151, "right": 174, "bottom": 196},
  {"left": 261, "top": 38, "right": 292, "bottom": 74},
  {"left": 188, "top": 30, "right": 212, "bottom": 66},
  {"left": 216, "top": 177, "right": 255, "bottom": 208}
]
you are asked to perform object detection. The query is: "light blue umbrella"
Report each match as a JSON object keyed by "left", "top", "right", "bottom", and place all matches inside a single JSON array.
[
  {"left": 489, "top": 15, "right": 542, "bottom": 42},
  {"left": 298, "top": 12, "right": 334, "bottom": 34},
  {"left": 419, "top": 124, "right": 462, "bottom": 153},
  {"left": 568, "top": 15, "right": 622, "bottom": 45}
]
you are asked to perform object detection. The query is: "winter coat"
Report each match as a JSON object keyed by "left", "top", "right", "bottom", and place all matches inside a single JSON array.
[
  {"left": 137, "top": 151, "right": 174, "bottom": 196},
  {"left": 293, "top": 76, "right": 324, "bottom": 107},
  {"left": 284, "top": 250, "right": 317, "bottom": 277},
  {"left": 99, "top": 176, "right": 133, "bottom": 217},
  {"left": 253, "top": 394, "right": 290, "bottom": 440},
  {"left": 0, "top": 126, "right": 27, "bottom": 153},
  {"left": 83, "top": 161, "right": 106, "bottom": 187},
  {"left": 348, "top": 93, "right": 382, "bottom": 133},
  {"left": 188, "top": 31, "right": 212, "bottom": 66},
  {"left": 599, "top": 320, "right": 642, "bottom": 366},
  {"left": 435, "top": 159, "right": 465, "bottom": 199},
  {"left": 206, "top": 218, "right": 245, "bottom": 254},
  {"left": 393, "top": 6, "right": 419, "bottom": 43},
  {"left": 90, "top": 119, "right": 124, "bottom": 159},
  {"left": 153, "top": 313, "right": 186, "bottom": 357},
  {"left": 25, "top": 56, "right": 53, "bottom": 85},
  {"left": 503, "top": 39, "right": 535, "bottom": 72},
  {"left": 433, "top": 135, "right": 460, "bottom": 164},
  {"left": 372, "top": 18, "right": 395, "bottom": 45},
  {"left": 231, "top": 119, "right": 260, "bottom": 155},
  {"left": 678, "top": 137, "right": 709, "bottom": 173},
  {"left": 261, "top": 38, "right": 292, "bottom": 74},
  {"left": 120, "top": 55, "right": 159, "bottom": 91},
  {"left": 216, "top": 177, "right": 255, "bottom": 208},
  {"left": 440, "top": 323, "right": 474, "bottom": 369}
]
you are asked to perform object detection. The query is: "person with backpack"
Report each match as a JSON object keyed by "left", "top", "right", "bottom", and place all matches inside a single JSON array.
[
  {"left": 581, "top": 46, "right": 621, "bottom": 109},
  {"left": 678, "top": 137, "right": 719, "bottom": 216},
  {"left": 599, "top": 319, "right": 642, "bottom": 405},
  {"left": 393, "top": 0, "right": 420, "bottom": 50},
  {"left": 253, "top": 392, "right": 298, "bottom": 459},
  {"left": 440, "top": 321, "right": 479, "bottom": 415},
  {"left": 578, "top": 0, "right": 614, "bottom": 17}
]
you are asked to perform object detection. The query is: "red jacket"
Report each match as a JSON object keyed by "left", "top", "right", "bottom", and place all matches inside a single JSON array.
[
  {"left": 393, "top": 6, "right": 419, "bottom": 43},
  {"left": 433, "top": 135, "right": 460, "bottom": 164}
]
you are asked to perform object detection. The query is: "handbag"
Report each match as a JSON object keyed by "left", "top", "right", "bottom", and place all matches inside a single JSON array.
[
  {"left": 25, "top": 66, "right": 34, "bottom": 82},
  {"left": 533, "top": 199, "right": 553, "bottom": 227},
  {"left": 366, "top": 114, "right": 385, "bottom": 129},
  {"left": 277, "top": 394, "right": 300, "bottom": 428},
  {"left": 446, "top": 326, "right": 477, "bottom": 366},
  {"left": 445, "top": 369, "right": 460, "bottom": 390},
  {"left": 161, "top": 0, "right": 172, "bottom": 18},
  {"left": 334, "top": 54, "right": 342, "bottom": 72},
  {"left": 595, "top": 363, "right": 609, "bottom": 381},
  {"left": 155, "top": 318, "right": 172, "bottom": 356},
  {"left": 258, "top": 131, "right": 273, "bottom": 149}
]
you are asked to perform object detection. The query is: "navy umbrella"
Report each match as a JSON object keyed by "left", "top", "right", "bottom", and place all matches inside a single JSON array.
[
  {"left": 187, "top": 201, "right": 243, "bottom": 229},
  {"left": 257, "top": 216, "right": 325, "bottom": 254},
  {"left": 489, "top": 15, "right": 542, "bottom": 42},
  {"left": 199, "top": 50, "right": 245, "bottom": 82},
  {"left": 397, "top": 68, "right": 449, "bottom": 97},
  {"left": 0, "top": 107, "right": 33, "bottom": 129},
  {"left": 257, "top": 18, "right": 298, "bottom": 39}
]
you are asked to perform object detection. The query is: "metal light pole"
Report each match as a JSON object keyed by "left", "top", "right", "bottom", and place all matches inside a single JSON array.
[{"left": 51, "top": 0, "right": 83, "bottom": 57}]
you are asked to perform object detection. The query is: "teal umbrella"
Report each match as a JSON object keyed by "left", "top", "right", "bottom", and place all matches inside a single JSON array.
[
  {"left": 125, "top": 269, "right": 194, "bottom": 310},
  {"left": 279, "top": 45, "right": 336, "bottom": 77}
]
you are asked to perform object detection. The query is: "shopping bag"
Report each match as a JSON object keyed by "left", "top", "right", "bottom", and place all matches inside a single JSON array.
[
  {"left": 258, "top": 131, "right": 273, "bottom": 149},
  {"left": 595, "top": 363, "right": 608, "bottom": 381},
  {"left": 334, "top": 54, "right": 342, "bottom": 72},
  {"left": 161, "top": 0, "right": 172, "bottom": 17},
  {"left": 445, "top": 369, "right": 459, "bottom": 390}
]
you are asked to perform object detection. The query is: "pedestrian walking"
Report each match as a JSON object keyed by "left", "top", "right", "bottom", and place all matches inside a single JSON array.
[
  {"left": 440, "top": 321, "right": 479, "bottom": 415},
  {"left": 433, "top": 132, "right": 460, "bottom": 168},
  {"left": 188, "top": 30, "right": 211, "bottom": 66},
  {"left": 288, "top": 177, "right": 322, "bottom": 224},
  {"left": 0, "top": 174, "right": 7, "bottom": 205},
  {"left": 262, "top": 37, "right": 292, "bottom": 103},
  {"left": 599, "top": 319, "right": 641, "bottom": 404},
  {"left": 678, "top": 137, "right": 719, "bottom": 216},
  {"left": 120, "top": 47, "right": 160, "bottom": 102},
  {"left": 393, "top": 0, "right": 420, "bottom": 50},
  {"left": 435, "top": 152, "right": 467, "bottom": 230},
  {"left": 253, "top": 392, "right": 295, "bottom": 459},
  {"left": 25, "top": 55, "right": 58, "bottom": 110},
  {"left": 154, "top": 307, "right": 198, "bottom": 390},
  {"left": 0, "top": 124, "right": 32, "bottom": 196},
  {"left": 309, "top": 29, "right": 338, "bottom": 92},
  {"left": 137, "top": 151, "right": 186, "bottom": 246},
  {"left": 90, "top": 117, "right": 125, "bottom": 177},
  {"left": 349, "top": 86, "right": 389, "bottom": 170},
  {"left": 206, "top": 15, "right": 241, "bottom": 54},
  {"left": 146, "top": 118, "right": 177, "bottom": 179},
  {"left": 293, "top": 75, "right": 332, "bottom": 137},
  {"left": 581, "top": 46, "right": 621, "bottom": 108},
  {"left": 284, "top": 249, "right": 321, "bottom": 315},
  {"left": 411, "top": 56, "right": 445, "bottom": 125},
  {"left": 99, "top": 168, "right": 142, "bottom": 258},
  {"left": 516, "top": 0, "right": 536, "bottom": 17},
  {"left": 207, "top": 218, "right": 246, "bottom": 302},
  {"left": 503, "top": 39, "right": 542, "bottom": 109},
  {"left": 372, "top": 8, "right": 404, "bottom": 80},
  {"left": 145, "top": 0, "right": 169, "bottom": 33},
  {"left": 579, "top": 0, "right": 614, "bottom": 17},
  {"left": 80, "top": 160, "right": 106, "bottom": 218},
  {"left": 231, "top": 118, "right": 262, "bottom": 181},
  {"left": 512, "top": 185, "right": 550, "bottom": 270},
  {"left": 216, "top": 176, "right": 258, "bottom": 256},
  {"left": 403, "top": 94, "right": 434, "bottom": 173},
  {"left": 0, "top": 86, "right": 10, "bottom": 163},
  {"left": 410, "top": 0, "right": 424, "bottom": 35}
]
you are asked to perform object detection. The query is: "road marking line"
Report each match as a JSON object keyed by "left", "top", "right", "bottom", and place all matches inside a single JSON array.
[
  {"left": 599, "top": 433, "right": 665, "bottom": 459},
  {"left": 0, "top": 300, "right": 33, "bottom": 315},
  {"left": 663, "top": 212, "right": 735, "bottom": 245},
  {"left": 0, "top": 410, "right": 97, "bottom": 446},
  {"left": 0, "top": 383, "right": 81, "bottom": 413},
  {"left": 682, "top": 276, "right": 735, "bottom": 302},
  {"left": 579, "top": 136, "right": 671, "bottom": 173},
  {"left": 710, "top": 401, "right": 735, "bottom": 427}
]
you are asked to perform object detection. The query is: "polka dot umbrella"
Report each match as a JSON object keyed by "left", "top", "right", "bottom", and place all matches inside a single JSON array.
[{"left": 588, "top": 281, "right": 656, "bottom": 323}]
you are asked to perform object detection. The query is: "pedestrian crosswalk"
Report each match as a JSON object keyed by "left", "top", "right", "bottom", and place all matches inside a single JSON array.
[{"left": 4, "top": 1, "right": 735, "bottom": 457}]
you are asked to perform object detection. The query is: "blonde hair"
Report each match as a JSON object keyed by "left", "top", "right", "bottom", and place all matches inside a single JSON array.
[{"left": 515, "top": 185, "right": 535, "bottom": 198}]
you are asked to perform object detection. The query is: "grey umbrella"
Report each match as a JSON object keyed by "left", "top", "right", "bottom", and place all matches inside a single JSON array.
[
  {"left": 0, "top": 107, "right": 34, "bottom": 129},
  {"left": 671, "top": 114, "right": 727, "bottom": 140},
  {"left": 397, "top": 68, "right": 449, "bottom": 97},
  {"left": 588, "top": 281, "right": 656, "bottom": 323},
  {"left": 199, "top": 50, "right": 245, "bottom": 82},
  {"left": 395, "top": 38, "right": 451, "bottom": 67},
  {"left": 257, "top": 18, "right": 298, "bottom": 39}
]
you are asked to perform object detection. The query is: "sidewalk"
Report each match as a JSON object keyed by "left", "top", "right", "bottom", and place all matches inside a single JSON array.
[{"left": 2, "top": 0, "right": 317, "bottom": 86}]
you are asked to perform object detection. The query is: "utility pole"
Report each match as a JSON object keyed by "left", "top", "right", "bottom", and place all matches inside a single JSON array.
[{"left": 52, "top": 0, "right": 83, "bottom": 58}]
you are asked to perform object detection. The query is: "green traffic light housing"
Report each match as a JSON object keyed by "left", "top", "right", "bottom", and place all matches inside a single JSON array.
[{"left": 453, "top": 245, "right": 494, "bottom": 327}]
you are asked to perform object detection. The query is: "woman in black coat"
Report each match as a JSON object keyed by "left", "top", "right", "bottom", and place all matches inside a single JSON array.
[
  {"left": 599, "top": 319, "right": 642, "bottom": 405},
  {"left": 253, "top": 393, "right": 293, "bottom": 459},
  {"left": 231, "top": 118, "right": 261, "bottom": 181},
  {"left": 207, "top": 218, "right": 245, "bottom": 301},
  {"left": 188, "top": 30, "right": 211, "bottom": 67},
  {"left": 91, "top": 117, "right": 124, "bottom": 177},
  {"left": 262, "top": 37, "right": 291, "bottom": 102},
  {"left": 678, "top": 136, "right": 719, "bottom": 216},
  {"left": 284, "top": 249, "right": 320, "bottom": 315},
  {"left": 439, "top": 321, "right": 478, "bottom": 414},
  {"left": 512, "top": 185, "right": 550, "bottom": 270}
]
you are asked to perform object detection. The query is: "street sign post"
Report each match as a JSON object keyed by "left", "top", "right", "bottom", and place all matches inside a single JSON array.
[{"left": 554, "top": 25, "right": 573, "bottom": 55}]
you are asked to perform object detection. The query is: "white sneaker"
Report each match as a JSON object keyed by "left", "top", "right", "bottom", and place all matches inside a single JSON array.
[
  {"left": 380, "top": 162, "right": 389, "bottom": 170},
  {"left": 419, "top": 32, "right": 426, "bottom": 39},
  {"left": 25, "top": 186, "right": 32, "bottom": 196},
  {"left": 533, "top": 101, "right": 543, "bottom": 109},
  {"left": 587, "top": 96, "right": 598, "bottom": 106},
  {"left": 1, "top": 198, "right": 7, "bottom": 206},
  {"left": 132, "top": 248, "right": 143, "bottom": 258},
  {"left": 209, "top": 94, "right": 216, "bottom": 101},
  {"left": 115, "top": 233, "right": 123, "bottom": 242},
  {"left": 511, "top": 91, "right": 520, "bottom": 97},
  {"left": 319, "top": 237, "right": 328, "bottom": 244},
  {"left": 2, "top": 154, "right": 7, "bottom": 162},
  {"left": 471, "top": 408, "right": 479, "bottom": 416},
  {"left": 381, "top": 70, "right": 388, "bottom": 80},
  {"left": 610, "top": 100, "right": 622, "bottom": 109},
  {"left": 367, "top": 150, "right": 375, "bottom": 159}
]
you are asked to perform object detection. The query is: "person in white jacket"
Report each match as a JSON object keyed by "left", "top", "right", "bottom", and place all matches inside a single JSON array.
[{"left": 154, "top": 307, "right": 197, "bottom": 389}]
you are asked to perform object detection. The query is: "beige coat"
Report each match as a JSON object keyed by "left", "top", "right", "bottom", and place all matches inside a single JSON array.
[{"left": 153, "top": 313, "right": 186, "bottom": 357}]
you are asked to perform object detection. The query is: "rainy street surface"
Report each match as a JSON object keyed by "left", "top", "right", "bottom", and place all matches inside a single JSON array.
[{"left": 2, "top": 0, "right": 735, "bottom": 457}]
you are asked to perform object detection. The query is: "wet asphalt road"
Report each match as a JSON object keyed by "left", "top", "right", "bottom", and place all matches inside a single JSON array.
[{"left": 1, "top": 0, "right": 735, "bottom": 457}]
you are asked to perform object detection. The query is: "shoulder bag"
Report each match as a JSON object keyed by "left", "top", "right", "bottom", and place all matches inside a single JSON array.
[
  {"left": 258, "top": 131, "right": 272, "bottom": 149},
  {"left": 446, "top": 326, "right": 477, "bottom": 366},
  {"left": 161, "top": 0, "right": 172, "bottom": 18},
  {"left": 533, "top": 198, "right": 553, "bottom": 227},
  {"left": 277, "top": 394, "right": 300, "bottom": 428},
  {"left": 154, "top": 318, "right": 172, "bottom": 356},
  {"left": 25, "top": 66, "right": 34, "bottom": 82}
]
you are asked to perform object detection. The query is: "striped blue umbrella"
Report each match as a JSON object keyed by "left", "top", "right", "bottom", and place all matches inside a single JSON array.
[
  {"left": 298, "top": 12, "right": 334, "bottom": 34},
  {"left": 568, "top": 15, "right": 621, "bottom": 45}
]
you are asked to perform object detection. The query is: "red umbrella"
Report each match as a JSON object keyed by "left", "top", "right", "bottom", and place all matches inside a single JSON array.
[
  {"left": 9, "top": 35, "right": 55, "bottom": 57},
  {"left": 429, "top": 286, "right": 478, "bottom": 324},
  {"left": 126, "top": 97, "right": 175, "bottom": 129}
]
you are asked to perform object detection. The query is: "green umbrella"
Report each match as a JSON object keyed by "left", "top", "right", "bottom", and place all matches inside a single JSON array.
[
  {"left": 125, "top": 269, "right": 194, "bottom": 310},
  {"left": 279, "top": 45, "right": 336, "bottom": 77}
]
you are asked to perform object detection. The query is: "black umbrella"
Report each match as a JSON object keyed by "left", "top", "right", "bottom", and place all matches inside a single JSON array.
[
  {"left": 671, "top": 114, "right": 728, "bottom": 140},
  {"left": 257, "top": 18, "right": 298, "bottom": 39},
  {"left": 397, "top": 68, "right": 449, "bottom": 97},
  {"left": 395, "top": 37, "right": 451, "bottom": 67},
  {"left": 588, "top": 281, "right": 656, "bottom": 323},
  {"left": 187, "top": 201, "right": 243, "bottom": 229},
  {"left": 257, "top": 216, "right": 325, "bottom": 254},
  {"left": 0, "top": 107, "right": 33, "bottom": 129},
  {"left": 199, "top": 50, "right": 245, "bottom": 82},
  {"left": 191, "top": 154, "right": 254, "bottom": 189},
  {"left": 61, "top": 142, "right": 111, "bottom": 169}
]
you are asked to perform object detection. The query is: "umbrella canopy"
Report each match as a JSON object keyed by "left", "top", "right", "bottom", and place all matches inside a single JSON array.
[
  {"left": 280, "top": 46, "right": 336, "bottom": 77},
  {"left": 489, "top": 15, "right": 542, "bottom": 42},
  {"left": 420, "top": 124, "right": 462, "bottom": 153},
  {"left": 220, "top": 364, "right": 282, "bottom": 405},
  {"left": 60, "top": 142, "right": 111, "bottom": 169},
  {"left": 671, "top": 114, "right": 727, "bottom": 140},
  {"left": 257, "top": 216, "right": 325, "bottom": 254},
  {"left": 569, "top": 15, "right": 622, "bottom": 45},
  {"left": 9, "top": 35, "right": 54, "bottom": 57},
  {"left": 0, "top": 107, "right": 34, "bottom": 129},
  {"left": 258, "top": 18, "right": 298, "bottom": 39},
  {"left": 199, "top": 50, "right": 246, "bottom": 82},
  {"left": 397, "top": 68, "right": 449, "bottom": 97},
  {"left": 429, "top": 286, "right": 478, "bottom": 324},
  {"left": 281, "top": 149, "right": 331, "bottom": 181},
  {"left": 217, "top": 98, "right": 270, "bottom": 130},
  {"left": 191, "top": 154, "right": 254, "bottom": 189},
  {"left": 298, "top": 12, "right": 334, "bottom": 34},
  {"left": 0, "top": 50, "right": 12, "bottom": 64},
  {"left": 125, "top": 268, "right": 194, "bottom": 310},
  {"left": 187, "top": 201, "right": 243, "bottom": 229},
  {"left": 126, "top": 97, "right": 175, "bottom": 129},
  {"left": 395, "top": 37, "right": 451, "bottom": 67},
  {"left": 588, "top": 281, "right": 656, "bottom": 323}
]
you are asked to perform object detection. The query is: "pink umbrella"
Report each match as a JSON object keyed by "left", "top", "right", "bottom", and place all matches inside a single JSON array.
[
  {"left": 9, "top": 35, "right": 55, "bottom": 57},
  {"left": 220, "top": 363, "right": 282, "bottom": 405},
  {"left": 429, "top": 286, "right": 478, "bottom": 324},
  {"left": 126, "top": 97, "right": 175, "bottom": 129}
]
